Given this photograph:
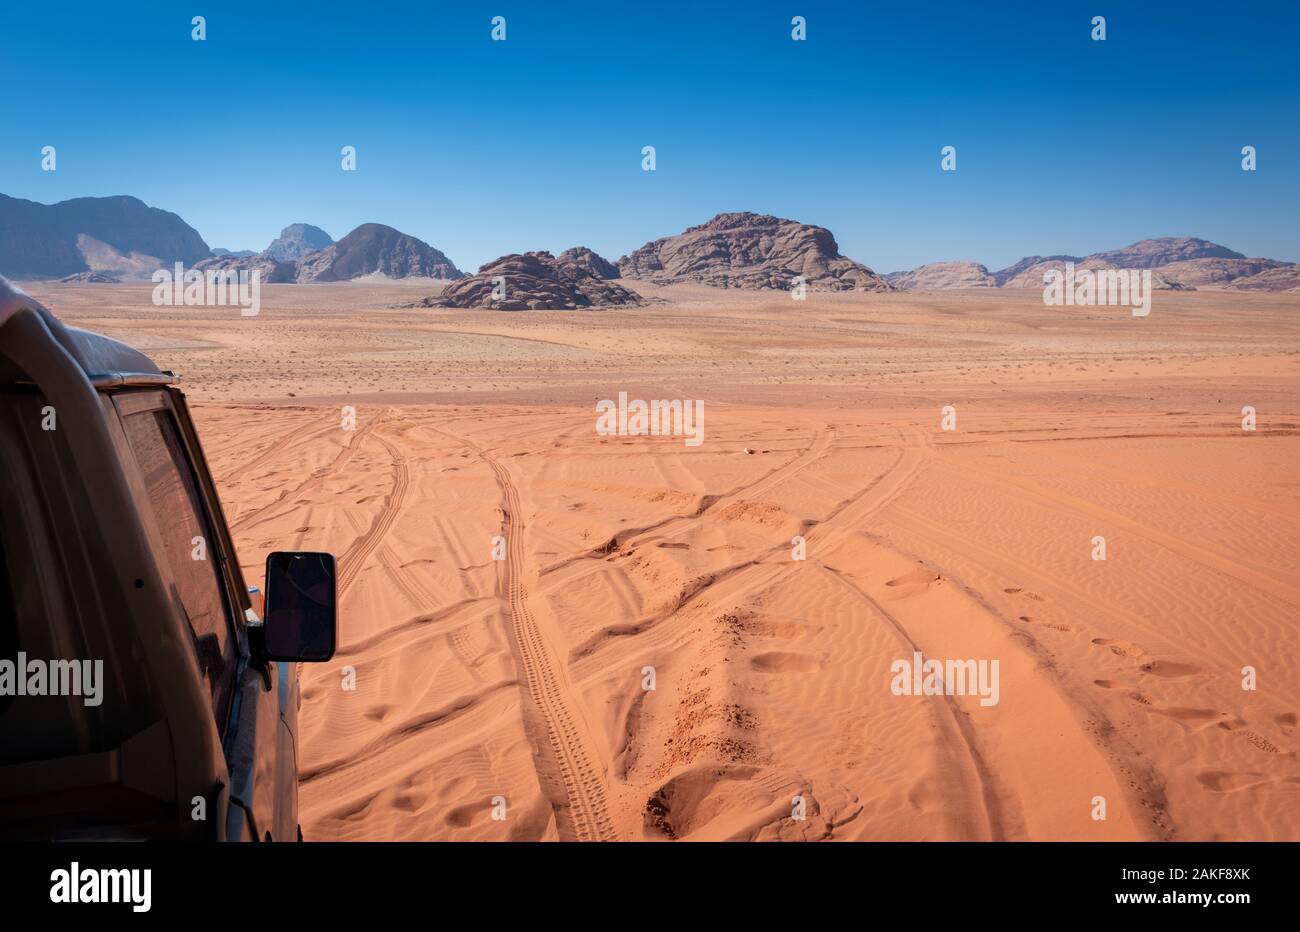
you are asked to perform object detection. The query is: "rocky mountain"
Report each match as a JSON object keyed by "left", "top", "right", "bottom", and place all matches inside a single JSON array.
[
  {"left": 264, "top": 223, "right": 333, "bottom": 262},
  {"left": 557, "top": 246, "right": 619, "bottom": 279},
  {"left": 991, "top": 255, "right": 1080, "bottom": 286},
  {"left": 904, "top": 243, "right": 1297, "bottom": 292},
  {"left": 0, "top": 193, "right": 210, "bottom": 279},
  {"left": 999, "top": 258, "right": 1192, "bottom": 291},
  {"left": 211, "top": 247, "right": 257, "bottom": 258},
  {"left": 617, "top": 212, "right": 890, "bottom": 292},
  {"left": 296, "top": 223, "right": 462, "bottom": 282},
  {"left": 999, "top": 258, "right": 1099, "bottom": 289},
  {"left": 192, "top": 253, "right": 299, "bottom": 283},
  {"left": 1222, "top": 264, "right": 1300, "bottom": 292},
  {"left": 421, "top": 251, "right": 645, "bottom": 310},
  {"left": 1154, "top": 257, "right": 1294, "bottom": 290},
  {"left": 1083, "top": 237, "right": 1245, "bottom": 269},
  {"left": 887, "top": 261, "right": 996, "bottom": 291}
]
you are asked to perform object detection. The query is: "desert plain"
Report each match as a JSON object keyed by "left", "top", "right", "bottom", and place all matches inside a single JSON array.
[{"left": 21, "top": 280, "right": 1300, "bottom": 841}]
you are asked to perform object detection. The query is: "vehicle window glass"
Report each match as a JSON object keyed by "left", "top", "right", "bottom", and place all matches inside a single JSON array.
[
  {"left": 122, "top": 408, "right": 235, "bottom": 726},
  {"left": 0, "top": 390, "right": 156, "bottom": 766}
]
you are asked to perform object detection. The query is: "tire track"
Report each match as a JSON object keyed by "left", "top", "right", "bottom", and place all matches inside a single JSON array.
[
  {"left": 231, "top": 412, "right": 386, "bottom": 533},
  {"left": 427, "top": 421, "right": 619, "bottom": 840},
  {"left": 338, "top": 427, "right": 411, "bottom": 597},
  {"left": 541, "top": 427, "right": 833, "bottom": 579},
  {"left": 569, "top": 427, "right": 929, "bottom": 677},
  {"left": 814, "top": 562, "right": 1008, "bottom": 840},
  {"left": 223, "top": 416, "right": 334, "bottom": 485},
  {"left": 483, "top": 449, "right": 619, "bottom": 841}
]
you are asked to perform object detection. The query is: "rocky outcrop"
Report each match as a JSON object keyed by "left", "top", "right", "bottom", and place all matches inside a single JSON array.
[
  {"left": 557, "top": 246, "right": 619, "bottom": 279},
  {"left": 420, "top": 251, "right": 645, "bottom": 310},
  {"left": 1155, "top": 257, "right": 1293, "bottom": 290},
  {"left": 993, "top": 239, "right": 1256, "bottom": 289},
  {"left": 1222, "top": 264, "right": 1300, "bottom": 292},
  {"left": 991, "top": 255, "right": 1080, "bottom": 286},
  {"left": 264, "top": 223, "right": 333, "bottom": 262},
  {"left": 192, "top": 253, "right": 300, "bottom": 283},
  {"left": 1000, "top": 258, "right": 1191, "bottom": 290},
  {"left": 0, "top": 193, "right": 209, "bottom": 279},
  {"left": 58, "top": 270, "right": 121, "bottom": 283},
  {"left": 886, "top": 261, "right": 996, "bottom": 291},
  {"left": 999, "top": 258, "right": 1103, "bottom": 289},
  {"left": 296, "top": 223, "right": 462, "bottom": 282},
  {"left": 617, "top": 212, "right": 890, "bottom": 292},
  {"left": 1083, "top": 237, "right": 1245, "bottom": 269}
]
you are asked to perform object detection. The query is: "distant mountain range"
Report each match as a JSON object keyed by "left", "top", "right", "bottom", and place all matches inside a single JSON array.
[
  {"left": 0, "top": 194, "right": 209, "bottom": 279},
  {"left": 887, "top": 238, "right": 1299, "bottom": 293},
  {"left": 2, "top": 194, "right": 1295, "bottom": 294},
  {"left": 0, "top": 196, "right": 462, "bottom": 284},
  {"left": 195, "top": 222, "right": 463, "bottom": 283}
]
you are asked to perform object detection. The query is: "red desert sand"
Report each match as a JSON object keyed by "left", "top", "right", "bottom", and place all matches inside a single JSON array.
[{"left": 24, "top": 280, "right": 1300, "bottom": 841}]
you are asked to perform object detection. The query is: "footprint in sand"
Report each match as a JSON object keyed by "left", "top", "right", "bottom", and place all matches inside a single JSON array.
[
  {"left": 1003, "top": 587, "right": 1045, "bottom": 601},
  {"left": 1092, "top": 637, "right": 1148, "bottom": 659},
  {"left": 1147, "top": 705, "right": 1222, "bottom": 723},
  {"left": 1019, "top": 614, "right": 1071, "bottom": 632},
  {"left": 883, "top": 568, "right": 941, "bottom": 599},
  {"left": 1139, "top": 703, "right": 1274, "bottom": 742},
  {"left": 1139, "top": 659, "right": 1204, "bottom": 678},
  {"left": 749, "top": 651, "right": 823, "bottom": 674},
  {"left": 1275, "top": 712, "right": 1297, "bottom": 734},
  {"left": 1196, "top": 771, "right": 1264, "bottom": 792},
  {"left": 444, "top": 802, "right": 489, "bottom": 828},
  {"left": 1241, "top": 731, "right": 1280, "bottom": 754},
  {"left": 1217, "top": 717, "right": 1281, "bottom": 753}
]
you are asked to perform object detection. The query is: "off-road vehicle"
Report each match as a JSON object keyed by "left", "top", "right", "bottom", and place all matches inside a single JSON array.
[{"left": 0, "top": 276, "right": 336, "bottom": 840}]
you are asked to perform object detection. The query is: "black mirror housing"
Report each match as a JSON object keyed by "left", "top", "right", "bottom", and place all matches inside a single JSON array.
[{"left": 261, "top": 551, "right": 337, "bottom": 662}]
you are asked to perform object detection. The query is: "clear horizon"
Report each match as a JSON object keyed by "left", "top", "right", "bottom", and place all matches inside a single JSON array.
[{"left": 3, "top": 0, "right": 1297, "bottom": 272}]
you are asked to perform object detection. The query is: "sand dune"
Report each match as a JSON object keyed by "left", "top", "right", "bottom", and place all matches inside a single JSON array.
[{"left": 24, "top": 281, "right": 1300, "bottom": 841}]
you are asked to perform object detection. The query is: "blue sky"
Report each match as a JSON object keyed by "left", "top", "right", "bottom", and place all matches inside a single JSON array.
[{"left": 3, "top": 1, "right": 1297, "bottom": 273}]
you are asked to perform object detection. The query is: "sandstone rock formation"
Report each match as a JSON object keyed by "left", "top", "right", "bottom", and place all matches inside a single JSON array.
[
  {"left": 265, "top": 223, "right": 333, "bottom": 262},
  {"left": 1222, "top": 264, "right": 1300, "bottom": 292},
  {"left": 886, "top": 261, "right": 996, "bottom": 291},
  {"left": 992, "top": 255, "right": 1080, "bottom": 286},
  {"left": 1083, "top": 237, "right": 1245, "bottom": 269},
  {"left": 557, "top": 246, "right": 619, "bottom": 279},
  {"left": 58, "top": 270, "right": 121, "bottom": 283},
  {"left": 420, "top": 251, "right": 645, "bottom": 310},
  {"left": 296, "top": 223, "right": 462, "bottom": 282},
  {"left": 1155, "top": 257, "right": 1294, "bottom": 290},
  {"left": 192, "top": 253, "right": 300, "bottom": 283},
  {"left": 993, "top": 239, "right": 1258, "bottom": 289},
  {"left": 1000, "top": 258, "right": 1191, "bottom": 290},
  {"left": 617, "top": 212, "right": 890, "bottom": 292}
]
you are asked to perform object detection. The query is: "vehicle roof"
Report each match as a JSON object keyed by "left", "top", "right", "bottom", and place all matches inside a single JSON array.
[{"left": 0, "top": 275, "right": 173, "bottom": 388}]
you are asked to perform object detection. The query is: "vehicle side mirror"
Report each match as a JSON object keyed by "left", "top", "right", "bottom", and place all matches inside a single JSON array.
[{"left": 261, "top": 551, "right": 337, "bottom": 662}]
